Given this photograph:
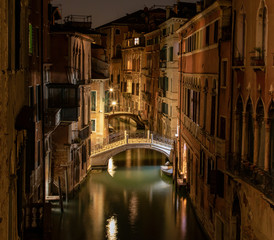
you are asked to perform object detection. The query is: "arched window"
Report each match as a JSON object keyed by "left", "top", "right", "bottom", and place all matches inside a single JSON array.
[
  {"left": 256, "top": 0, "right": 267, "bottom": 58},
  {"left": 246, "top": 98, "right": 254, "bottom": 163},
  {"left": 236, "top": 6, "right": 246, "bottom": 60},
  {"left": 256, "top": 98, "right": 265, "bottom": 168},
  {"left": 235, "top": 96, "right": 243, "bottom": 158}
]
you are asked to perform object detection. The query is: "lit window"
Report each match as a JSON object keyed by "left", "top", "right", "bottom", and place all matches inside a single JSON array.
[{"left": 134, "top": 38, "right": 139, "bottom": 45}]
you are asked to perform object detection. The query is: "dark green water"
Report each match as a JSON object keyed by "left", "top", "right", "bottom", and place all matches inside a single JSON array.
[{"left": 52, "top": 149, "right": 206, "bottom": 240}]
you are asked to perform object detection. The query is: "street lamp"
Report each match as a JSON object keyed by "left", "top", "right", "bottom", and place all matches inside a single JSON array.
[
  {"left": 112, "top": 101, "right": 116, "bottom": 114},
  {"left": 109, "top": 88, "right": 113, "bottom": 92}
]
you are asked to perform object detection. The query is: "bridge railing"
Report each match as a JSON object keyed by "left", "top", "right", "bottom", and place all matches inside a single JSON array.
[
  {"left": 90, "top": 130, "right": 173, "bottom": 156},
  {"left": 152, "top": 132, "right": 174, "bottom": 146}
]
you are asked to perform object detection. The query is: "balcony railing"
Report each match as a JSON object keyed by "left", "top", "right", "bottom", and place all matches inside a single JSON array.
[
  {"left": 233, "top": 57, "right": 244, "bottom": 66},
  {"left": 79, "top": 124, "right": 90, "bottom": 140},
  {"left": 226, "top": 154, "right": 274, "bottom": 201},
  {"left": 250, "top": 56, "right": 265, "bottom": 66},
  {"left": 45, "top": 108, "right": 61, "bottom": 128}
]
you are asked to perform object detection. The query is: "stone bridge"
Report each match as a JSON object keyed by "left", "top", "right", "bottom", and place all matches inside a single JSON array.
[
  {"left": 105, "top": 112, "right": 146, "bottom": 129},
  {"left": 90, "top": 131, "right": 174, "bottom": 167}
]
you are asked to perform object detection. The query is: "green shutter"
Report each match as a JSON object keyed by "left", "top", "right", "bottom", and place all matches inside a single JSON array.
[{"left": 29, "top": 23, "right": 33, "bottom": 54}]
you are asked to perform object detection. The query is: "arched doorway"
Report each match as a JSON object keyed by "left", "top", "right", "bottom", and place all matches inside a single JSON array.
[
  {"left": 231, "top": 196, "right": 241, "bottom": 240},
  {"left": 246, "top": 98, "right": 254, "bottom": 163}
]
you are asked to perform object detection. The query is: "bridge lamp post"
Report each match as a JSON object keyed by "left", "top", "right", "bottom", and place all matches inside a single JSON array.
[{"left": 112, "top": 101, "right": 116, "bottom": 114}]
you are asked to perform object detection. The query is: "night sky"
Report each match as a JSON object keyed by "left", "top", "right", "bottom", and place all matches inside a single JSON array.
[{"left": 52, "top": 0, "right": 197, "bottom": 28}]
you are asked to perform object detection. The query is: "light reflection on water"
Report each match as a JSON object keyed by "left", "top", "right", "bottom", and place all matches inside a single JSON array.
[
  {"left": 106, "top": 216, "right": 118, "bottom": 240},
  {"left": 51, "top": 149, "right": 206, "bottom": 240}
]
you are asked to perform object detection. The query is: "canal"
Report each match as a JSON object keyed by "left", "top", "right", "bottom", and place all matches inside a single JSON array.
[{"left": 51, "top": 148, "right": 207, "bottom": 240}]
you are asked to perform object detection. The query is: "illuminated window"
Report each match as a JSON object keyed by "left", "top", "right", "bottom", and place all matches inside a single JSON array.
[
  {"left": 91, "top": 119, "right": 96, "bottom": 131},
  {"left": 90, "top": 91, "right": 96, "bottom": 111},
  {"left": 134, "top": 38, "right": 139, "bottom": 45}
]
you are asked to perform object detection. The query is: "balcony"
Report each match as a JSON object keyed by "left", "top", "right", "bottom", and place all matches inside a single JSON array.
[
  {"left": 79, "top": 124, "right": 90, "bottom": 140},
  {"left": 61, "top": 107, "right": 79, "bottom": 122},
  {"left": 45, "top": 108, "right": 61, "bottom": 131},
  {"left": 47, "top": 84, "right": 80, "bottom": 122},
  {"left": 232, "top": 57, "right": 245, "bottom": 71},
  {"left": 226, "top": 154, "right": 274, "bottom": 201}
]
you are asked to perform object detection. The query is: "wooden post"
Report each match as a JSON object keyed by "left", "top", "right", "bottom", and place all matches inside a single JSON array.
[
  {"left": 58, "top": 177, "right": 64, "bottom": 213},
  {"left": 64, "top": 168, "right": 68, "bottom": 204}
]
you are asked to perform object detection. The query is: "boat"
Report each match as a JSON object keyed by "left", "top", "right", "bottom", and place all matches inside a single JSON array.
[
  {"left": 161, "top": 166, "right": 173, "bottom": 176},
  {"left": 160, "top": 161, "right": 173, "bottom": 176}
]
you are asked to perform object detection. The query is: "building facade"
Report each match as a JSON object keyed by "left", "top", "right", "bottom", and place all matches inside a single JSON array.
[{"left": 178, "top": 0, "right": 274, "bottom": 239}]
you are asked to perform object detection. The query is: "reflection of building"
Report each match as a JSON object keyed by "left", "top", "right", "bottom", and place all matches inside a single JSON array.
[{"left": 178, "top": 1, "right": 274, "bottom": 240}]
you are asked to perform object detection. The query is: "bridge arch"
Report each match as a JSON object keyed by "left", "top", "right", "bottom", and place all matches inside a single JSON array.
[
  {"left": 105, "top": 112, "right": 146, "bottom": 129},
  {"left": 91, "top": 145, "right": 172, "bottom": 167},
  {"left": 90, "top": 131, "right": 174, "bottom": 167}
]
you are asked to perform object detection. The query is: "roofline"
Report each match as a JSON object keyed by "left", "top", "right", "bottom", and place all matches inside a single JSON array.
[{"left": 176, "top": 0, "right": 231, "bottom": 34}]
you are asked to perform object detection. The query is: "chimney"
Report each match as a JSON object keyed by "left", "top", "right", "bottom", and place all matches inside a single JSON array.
[{"left": 166, "top": 7, "right": 171, "bottom": 20}]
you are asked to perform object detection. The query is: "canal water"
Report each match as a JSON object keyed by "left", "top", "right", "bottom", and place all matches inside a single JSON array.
[{"left": 51, "top": 149, "right": 207, "bottom": 240}]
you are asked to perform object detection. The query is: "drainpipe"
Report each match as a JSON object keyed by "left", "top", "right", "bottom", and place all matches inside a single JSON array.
[{"left": 41, "top": 0, "right": 46, "bottom": 223}]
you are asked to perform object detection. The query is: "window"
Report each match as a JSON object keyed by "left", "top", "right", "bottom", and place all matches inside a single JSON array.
[
  {"left": 170, "top": 106, "right": 172, "bottom": 117},
  {"left": 132, "top": 83, "right": 135, "bottom": 95},
  {"left": 90, "top": 91, "right": 96, "bottom": 111},
  {"left": 169, "top": 47, "right": 173, "bottom": 61},
  {"left": 115, "top": 29, "right": 120, "bottom": 35},
  {"left": 91, "top": 119, "right": 96, "bottom": 131},
  {"left": 134, "top": 38, "right": 139, "bottom": 45},
  {"left": 117, "top": 74, "right": 120, "bottom": 84},
  {"left": 221, "top": 60, "right": 227, "bottom": 87},
  {"left": 214, "top": 21, "right": 219, "bottom": 43},
  {"left": 136, "top": 83, "right": 139, "bottom": 96},
  {"left": 256, "top": 1, "right": 267, "bottom": 56},
  {"left": 206, "top": 26, "right": 210, "bottom": 46},
  {"left": 111, "top": 74, "right": 113, "bottom": 82},
  {"left": 162, "top": 102, "right": 168, "bottom": 114},
  {"left": 220, "top": 117, "right": 226, "bottom": 139},
  {"left": 36, "top": 85, "right": 41, "bottom": 122},
  {"left": 115, "top": 45, "right": 121, "bottom": 58}
]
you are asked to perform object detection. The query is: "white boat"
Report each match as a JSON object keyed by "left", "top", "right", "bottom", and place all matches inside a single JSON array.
[{"left": 161, "top": 165, "right": 173, "bottom": 176}]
